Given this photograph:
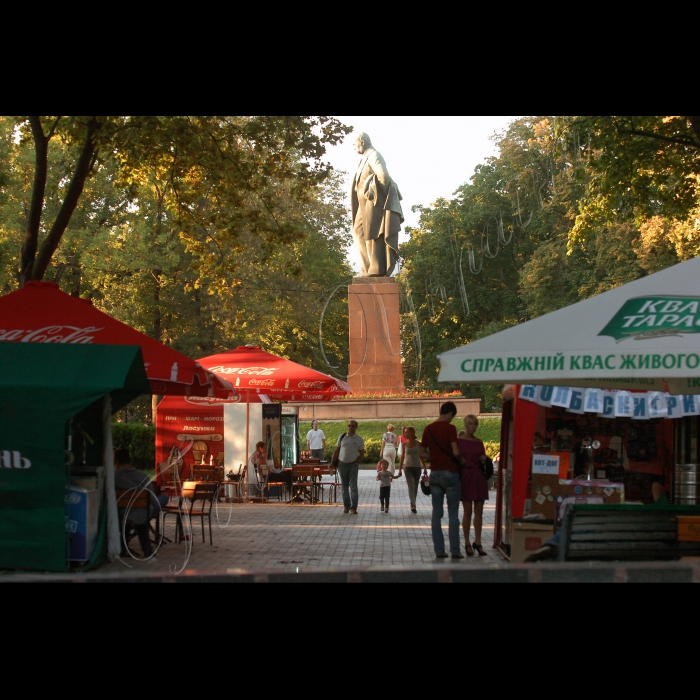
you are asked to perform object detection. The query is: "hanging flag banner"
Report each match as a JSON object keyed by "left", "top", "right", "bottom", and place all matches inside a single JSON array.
[
  {"left": 520, "top": 386, "right": 700, "bottom": 420},
  {"left": 647, "top": 392, "right": 668, "bottom": 418}
]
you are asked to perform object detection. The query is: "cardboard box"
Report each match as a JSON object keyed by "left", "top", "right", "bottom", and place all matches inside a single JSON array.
[
  {"left": 677, "top": 516, "right": 700, "bottom": 542},
  {"left": 510, "top": 519, "right": 555, "bottom": 563}
]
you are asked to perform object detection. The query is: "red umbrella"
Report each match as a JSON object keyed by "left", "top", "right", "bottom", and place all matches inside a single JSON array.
[
  {"left": 0, "top": 281, "right": 234, "bottom": 398},
  {"left": 196, "top": 346, "right": 350, "bottom": 401}
]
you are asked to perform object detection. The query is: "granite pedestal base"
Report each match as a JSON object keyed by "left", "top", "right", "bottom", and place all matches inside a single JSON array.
[{"left": 348, "top": 277, "right": 405, "bottom": 395}]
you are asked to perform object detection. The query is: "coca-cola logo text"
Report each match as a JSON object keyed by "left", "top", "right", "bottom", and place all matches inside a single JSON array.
[
  {"left": 208, "top": 366, "right": 278, "bottom": 376},
  {"left": 298, "top": 380, "right": 326, "bottom": 389},
  {"left": 249, "top": 379, "right": 275, "bottom": 387},
  {"left": 0, "top": 326, "right": 104, "bottom": 344}
]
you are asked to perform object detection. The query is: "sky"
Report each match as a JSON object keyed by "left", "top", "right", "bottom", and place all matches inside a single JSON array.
[{"left": 324, "top": 116, "right": 522, "bottom": 271}]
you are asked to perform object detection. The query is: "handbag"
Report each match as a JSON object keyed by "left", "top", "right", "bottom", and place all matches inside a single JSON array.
[
  {"left": 481, "top": 456, "right": 494, "bottom": 481},
  {"left": 420, "top": 470, "right": 431, "bottom": 496},
  {"left": 330, "top": 433, "right": 347, "bottom": 468}
]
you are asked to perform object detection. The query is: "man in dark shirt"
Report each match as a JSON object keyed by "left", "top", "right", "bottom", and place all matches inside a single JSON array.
[
  {"left": 115, "top": 449, "right": 167, "bottom": 557},
  {"left": 421, "top": 402, "right": 465, "bottom": 559}
]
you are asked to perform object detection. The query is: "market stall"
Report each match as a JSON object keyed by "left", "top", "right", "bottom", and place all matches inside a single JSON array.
[
  {"left": 437, "top": 256, "right": 700, "bottom": 560},
  {"left": 0, "top": 343, "right": 151, "bottom": 572}
]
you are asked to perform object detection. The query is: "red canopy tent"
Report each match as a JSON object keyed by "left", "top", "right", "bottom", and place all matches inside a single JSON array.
[
  {"left": 196, "top": 345, "right": 350, "bottom": 401},
  {"left": 0, "top": 281, "right": 233, "bottom": 398}
]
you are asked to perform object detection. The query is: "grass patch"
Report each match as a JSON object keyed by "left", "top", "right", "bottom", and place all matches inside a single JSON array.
[{"left": 300, "top": 418, "right": 501, "bottom": 464}]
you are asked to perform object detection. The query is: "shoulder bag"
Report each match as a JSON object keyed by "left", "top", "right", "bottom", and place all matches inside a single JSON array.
[
  {"left": 481, "top": 456, "right": 494, "bottom": 481},
  {"left": 330, "top": 433, "right": 347, "bottom": 468}
]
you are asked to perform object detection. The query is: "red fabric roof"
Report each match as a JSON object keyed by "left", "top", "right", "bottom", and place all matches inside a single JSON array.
[
  {"left": 196, "top": 346, "right": 350, "bottom": 402},
  {"left": 0, "top": 281, "right": 234, "bottom": 398}
]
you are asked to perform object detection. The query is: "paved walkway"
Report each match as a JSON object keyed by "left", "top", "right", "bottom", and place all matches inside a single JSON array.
[{"left": 99, "top": 471, "right": 506, "bottom": 577}]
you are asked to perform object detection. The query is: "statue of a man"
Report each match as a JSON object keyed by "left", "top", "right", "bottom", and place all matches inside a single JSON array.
[{"left": 350, "top": 132, "right": 404, "bottom": 277}]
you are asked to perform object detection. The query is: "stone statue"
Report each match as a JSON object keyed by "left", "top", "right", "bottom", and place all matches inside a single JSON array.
[{"left": 350, "top": 132, "right": 404, "bottom": 277}]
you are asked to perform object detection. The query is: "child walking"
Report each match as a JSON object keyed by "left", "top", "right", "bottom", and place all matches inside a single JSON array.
[{"left": 376, "top": 458, "right": 393, "bottom": 513}]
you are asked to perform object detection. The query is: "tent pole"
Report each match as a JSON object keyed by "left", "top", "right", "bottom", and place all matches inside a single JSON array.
[
  {"left": 103, "top": 395, "right": 120, "bottom": 559},
  {"left": 246, "top": 389, "right": 250, "bottom": 500}
]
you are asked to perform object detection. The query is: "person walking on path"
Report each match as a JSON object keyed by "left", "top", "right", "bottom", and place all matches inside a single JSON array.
[
  {"left": 420, "top": 402, "right": 465, "bottom": 559},
  {"left": 336, "top": 420, "right": 365, "bottom": 514},
  {"left": 396, "top": 426, "right": 425, "bottom": 514},
  {"left": 380, "top": 424, "right": 398, "bottom": 474},
  {"left": 306, "top": 420, "right": 326, "bottom": 460},
  {"left": 376, "top": 459, "right": 393, "bottom": 513},
  {"left": 458, "top": 414, "right": 490, "bottom": 556}
]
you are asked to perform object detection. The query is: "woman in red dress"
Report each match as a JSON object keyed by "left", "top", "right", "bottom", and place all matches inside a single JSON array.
[{"left": 458, "top": 414, "right": 489, "bottom": 556}]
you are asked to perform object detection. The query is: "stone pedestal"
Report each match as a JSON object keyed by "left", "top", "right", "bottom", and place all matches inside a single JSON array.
[{"left": 348, "top": 277, "right": 405, "bottom": 394}]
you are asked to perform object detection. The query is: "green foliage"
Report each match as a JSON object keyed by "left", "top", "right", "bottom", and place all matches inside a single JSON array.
[
  {"left": 111, "top": 423, "right": 155, "bottom": 471},
  {"left": 553, "top": 116, "right": 700, "bottom": 247},
  {"left": 0, "top": 115, "right": 354, "bottom": 372},
  {"left": 400, "top": 116, "right": 700, "bottom": 403}
]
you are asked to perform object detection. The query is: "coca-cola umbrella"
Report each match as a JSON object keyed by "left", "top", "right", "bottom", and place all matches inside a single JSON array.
[
  {"left": 0, "top": 281, "right": 234, "bottom": 398},
  {"left": 196, "top": 345, "right": 350, "bottom": 400}
]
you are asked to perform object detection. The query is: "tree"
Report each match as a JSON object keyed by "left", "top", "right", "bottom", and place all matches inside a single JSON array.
[
  {"left": 554, "top": 116, "right": 700, "bottom": 249},
  {"left": 399, "top": 116, "right": 700, "bottom": 409},
  {"left": 0, "top": 115, "right": 355, "bottom": 378},
  {"left": 7, "top": 116, "right": 351, "bottom": 288}
]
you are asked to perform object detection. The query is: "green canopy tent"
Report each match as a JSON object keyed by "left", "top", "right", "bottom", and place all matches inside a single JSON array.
[{"left": 0, "top": 343, "right": 151, "bottom": 572}]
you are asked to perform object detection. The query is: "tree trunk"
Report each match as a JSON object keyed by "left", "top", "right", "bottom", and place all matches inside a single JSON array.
[
  {"left": 30, "top": 117, "right": 100, "bottom": 282},
  {"left": 19, "top": 117, "right": 50, "bottom": 287}
]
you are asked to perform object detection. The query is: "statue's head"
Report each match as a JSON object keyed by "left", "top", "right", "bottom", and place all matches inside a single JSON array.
[{"left": 353, "top": 132, "right": 372, "bottom": 154}]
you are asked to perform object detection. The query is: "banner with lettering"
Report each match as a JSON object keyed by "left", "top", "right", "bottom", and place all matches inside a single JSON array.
[{"left": 519, "top": 385, "right": 700, "bottom": 420}]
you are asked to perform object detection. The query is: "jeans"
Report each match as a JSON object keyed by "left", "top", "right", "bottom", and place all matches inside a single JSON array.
[
  {"left": 429, "top": 470, "right": 462, "bottom": 555},
  {"left": 379, "top": 486, "right": 391, "bottom": 508},
  {"left": 338, "top": 462, "right": 359, "bottom": 509},
  {"left": 404, "top": 467, "right": 421, "bottom": 507}
]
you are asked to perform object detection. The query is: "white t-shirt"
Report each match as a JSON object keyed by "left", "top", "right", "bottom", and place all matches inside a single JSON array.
[
  {"left": 306, "top": 429, "right": 326, "bottom": 450},
  {"left": 337, "top": 433, "right": 365, "bottom": 464}
]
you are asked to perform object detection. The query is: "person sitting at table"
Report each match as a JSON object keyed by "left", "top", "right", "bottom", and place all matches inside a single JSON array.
[
  {"left": 251, "top": 441, "right": 267, "bottom": 478},
  {"left": 114, "top": 449, "right": 168, "bottom": 557}
]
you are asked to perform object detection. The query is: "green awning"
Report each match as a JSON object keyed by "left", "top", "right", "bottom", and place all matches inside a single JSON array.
[{"left": 0, "top": 343, "right": 151, "bottom": 571}]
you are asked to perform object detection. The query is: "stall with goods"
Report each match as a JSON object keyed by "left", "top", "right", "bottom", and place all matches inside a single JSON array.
[
  {"left": 437, "top": 257, "right": 700, "bottom": 560},
  {"left": 0, "top": 343, "right": 150, "bottom": 572}
]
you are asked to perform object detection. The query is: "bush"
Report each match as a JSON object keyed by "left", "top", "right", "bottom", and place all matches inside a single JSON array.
[
  {"left": 483, "top": 441, "right": 499, "bottom": 459},
  {"left": 111, "top": 423, "right": 155, "bottom": 471}
]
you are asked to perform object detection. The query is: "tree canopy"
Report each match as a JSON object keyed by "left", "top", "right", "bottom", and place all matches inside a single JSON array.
[
  {"left": 0, "top": 115, "right": 354, "bottom": 377},
  {"left": 399, "top": 116, "right": 700, "bottom": 410}
]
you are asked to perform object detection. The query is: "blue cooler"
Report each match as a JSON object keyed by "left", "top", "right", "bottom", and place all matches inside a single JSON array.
[{"left": 65, "top": 486, "right": 99, "bottom": 561}]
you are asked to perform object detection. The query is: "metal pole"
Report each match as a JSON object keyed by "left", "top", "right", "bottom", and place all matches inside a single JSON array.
[{"left": 246, "top": 389, "right": 250, "bottom": 500}]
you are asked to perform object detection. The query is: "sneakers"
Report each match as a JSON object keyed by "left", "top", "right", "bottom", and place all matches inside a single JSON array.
[
  {"left": 384, "top": 507, "right": 389, "bottom": 514},
  {"left": 343, "top": 508, "right": 350, "bottom": 514},
  {"left": 350, "top": 508, "right": 358, "bottom": 515}
]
